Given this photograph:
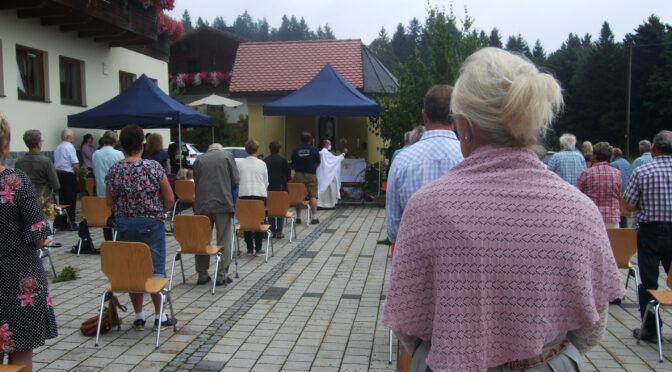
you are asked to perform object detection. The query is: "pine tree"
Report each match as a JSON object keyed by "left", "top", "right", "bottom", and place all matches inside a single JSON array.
[
  {"left": 196, "top": 16, "right": 208, "bottom": 28},
  {"left": 488, "top": 28, "right": 502, "bottom": 47},
  {"left": 212, "top": 16, "right": 226, "bottom": 31},
  {"left": 181, "top": 10, "right": 193, "bottom": 32}
]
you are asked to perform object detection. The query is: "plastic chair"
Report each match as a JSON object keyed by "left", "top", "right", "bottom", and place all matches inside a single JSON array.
[
  {"left": 95, "top": 241, "right": 176, "bottom": 349},
  {"left": 288, "top": 182, "right": 311, "bottom": 224},
  {"left": 235, "top": 199, "right": 274, "bottom": 263},
  {"left": 267, "top": 191, "right": 296, "bottom": 242},
  {"left": 85, "top": 177, "right": 95, "bottom": 196},
  {"left": 169, "top": 215, "right": 224, "bottom": 295},
  {"left": 606, "top": 228, "right": 639, "bottom": 301},
  {"left": 79, "top": 196, "right": 114, "bottom": 256},
  {"left": 637, "top": 265, "right": 672, "bottom": 362}
]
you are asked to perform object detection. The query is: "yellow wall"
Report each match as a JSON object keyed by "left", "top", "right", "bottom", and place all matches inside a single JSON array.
[{"left": 248, "top": 104, "right": 383, "bottom": 163}]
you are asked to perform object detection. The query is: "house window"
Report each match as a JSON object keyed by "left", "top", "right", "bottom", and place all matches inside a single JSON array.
[
  {"left": 119, "top": 71, "right": 136, "bottom": 92},
  {"left": 16, "top": 45, "right": 46, "bottom": 101},
  {"left": 60, "top": 57, "right": 84, "bottom": 105}
]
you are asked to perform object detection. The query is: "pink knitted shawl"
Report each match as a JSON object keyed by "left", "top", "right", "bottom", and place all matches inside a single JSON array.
[{"left": 382, "top": 146, "right": 625, "bottom": 372}]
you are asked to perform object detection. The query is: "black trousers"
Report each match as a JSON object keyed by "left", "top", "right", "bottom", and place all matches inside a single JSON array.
[
  {"left": 637, "top": 222, "right": 672, "bottom": 332},
  {"left": 56, "top": 171, "right": 77, "bottom": 228},
  {"left": 240, "top": 195, "right": 267, "bottom": 252}
]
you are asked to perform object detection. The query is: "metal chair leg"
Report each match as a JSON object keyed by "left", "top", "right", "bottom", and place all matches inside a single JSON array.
[
  {"left": 179, "top": 253, "right": 185, "bottom": 284},
  {"left": 47, "top": 250, "right": 57, "bottom": 277},
  {"left": 638, "top": 301, "right": 655, "bottom": 345},
  {"left": 169, "top": 253, "right": 178, "bottom": 290},
  {"left": 388, "top": 329, "right": 393, "bottom": 364},
  {"left": 654, "top": 303, "right": 664, "bottom": 362},
  {"left": 165, "top": 289, "right": 177, "bottom": 331},
  {"left": 156, "top": 292, "right": 165, "bottom": 349},
  {"left": 77, "top": 238, "right": 82, "bottom": 257},
  {"left": 265, "top": 230, "right": 271, "bottom": 263},
  {"left": 94, "top": 290, "right": 108, "bottom": 346},
  {"left": 212, "top": 253, "right": 221, "bottom": 295}
]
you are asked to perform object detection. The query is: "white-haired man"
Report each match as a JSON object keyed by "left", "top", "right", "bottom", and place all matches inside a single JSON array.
[
  {"left": 632, "top": 139, "right": 653, "bottom": 170},
  {"left": 547, "top": 133, "right": 586, "bottom": 186},
  {"left": 53, "top": 128, "right": 79, "bottom": 229}
]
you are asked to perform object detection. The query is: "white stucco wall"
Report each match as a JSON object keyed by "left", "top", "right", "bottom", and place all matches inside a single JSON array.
[{"left": 0, "top": 10, "right": 169, "bottom": 157}]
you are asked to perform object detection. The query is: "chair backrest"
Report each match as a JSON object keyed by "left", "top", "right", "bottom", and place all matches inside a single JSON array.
[
  {"left": 267, "top": 191, "right": 290, "bottom": 218},
  {"left": 174, "top": 180, "right": 195, "bottom": 202},
  {"left": 236, "top": 199, "right": 266, "bottom": 230},
  {"left": 81, "top": 196, "right": 112, "bottom": 227},
  {"left": 174, "top": 215, "right": 213, "bottom": 253},
  {"left": 85, "top": 177, "right": 95, "bottom": 196},
  {"left": 100, "top": 241, "right": 154, "bottom": 292},
  {"left": 619, "top": 197, "right": 632, "bottom": 217},
  {"left": 606, "top": 228, "right": 637, "bottom": 268},
  {"left": 287, "top": 182, "right": 307, "bottom": 205}
]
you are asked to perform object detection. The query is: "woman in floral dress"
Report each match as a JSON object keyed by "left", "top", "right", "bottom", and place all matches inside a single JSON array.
[{"left": 0, "top": 116, "right": 57, "bottom": 371}]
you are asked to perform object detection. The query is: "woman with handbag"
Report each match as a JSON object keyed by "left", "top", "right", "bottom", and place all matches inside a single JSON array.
[{"left": 0, "top": 116, "right": 57, "bottom": 371}]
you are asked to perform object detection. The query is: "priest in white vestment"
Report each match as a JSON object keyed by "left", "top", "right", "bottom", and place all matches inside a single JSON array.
[{"left": 317, "top": 139, "right": 347, "bottom": 208}]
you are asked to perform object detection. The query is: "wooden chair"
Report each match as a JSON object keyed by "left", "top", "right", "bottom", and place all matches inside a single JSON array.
[
  {"left": 637, "top": 265, "right": 672, "bottom": 362},
  {"left": 96, "top": 241, "right": 176, "bottom": 349},
  {"left": 0, "top": 365, "right": 25, "bottom": 372},
  {"left": 171, "top": 180, "right": 195, "bottom": 221},
  {"left": 606, "top": 228, "right": 639, "bottom": 301},
  {"left": 169, "top": 215, "right": 224, "bottom": 295},
  {"left": 235, "top": 199, "right": 274, "bottom": 263},
  {"left": 85, "top": 177, "right": 95, "bottom": 196},
  {"left": 79, "top": 196, "right": 114, "bottom": 256},
  {"left": 288, "top": 182, "right": 311, "bottom": 223},
  {"left": 267, "top": 191, "right": 296, "bottom": 242}
]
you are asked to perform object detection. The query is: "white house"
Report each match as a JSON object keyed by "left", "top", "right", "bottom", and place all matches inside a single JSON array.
[{"left": 0, "top": 0, "right": 170, "bottom": 164}]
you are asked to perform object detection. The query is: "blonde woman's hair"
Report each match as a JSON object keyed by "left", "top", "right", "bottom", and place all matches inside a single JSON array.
[
  {"left": 145, "top": 133, "right": 164, "bottom": 154},
  {"left": 581, "top": 140, "right": 593, "bottom": 155},
  {"left": 176, "top": 168, "right": 189, "bottom": 180},
  {"left": 451, "top": 47, "right": 564, "bottom": 147},
  {"left": 0, "top": 115, "right": 10, "bottom": 160}
]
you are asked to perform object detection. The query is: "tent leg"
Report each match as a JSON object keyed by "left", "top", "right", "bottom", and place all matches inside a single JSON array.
[
  {"left": 212, "top": 127, "right": 215, "bottom": 144},
  {"left": 178, "top": 124, "right": 182, "bottom": 171}
]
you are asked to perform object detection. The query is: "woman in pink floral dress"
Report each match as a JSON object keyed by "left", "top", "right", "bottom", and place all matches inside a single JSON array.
[{"left": 0, "top": 117, "right": 57, "bottom": 371}]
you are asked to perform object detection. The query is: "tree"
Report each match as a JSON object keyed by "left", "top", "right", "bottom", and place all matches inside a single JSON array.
[
  {"left": 505, "top": 34, "right": 531, "bottom": 56},
  {"left": 212, "top": 16, "right": 226, "bottom": 31},
  {"left": 369, "top": 27, "right": 400, "bottom": 73},
  {"left": 391, "top": 23, "right": 412, "bottom": 63},
  {"left": 531, "top": 40, "right": 546, "bottom": 66},
  {"left": 233, "top": 11, "right": 257, "bottom": 39},
  {"left": 196, "top": 16, "right": 208, "bottom": 28},
  {"left": 181, "top": 10, "right": 193, "bottom": 32},
  {"left": 488, "top": 28, "right": 503, "bottom": 47}
]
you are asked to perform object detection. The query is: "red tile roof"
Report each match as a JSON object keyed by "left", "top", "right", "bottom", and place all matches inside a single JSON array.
[{"left": 230, "top": 39, "right": 364, "bottom": 93}]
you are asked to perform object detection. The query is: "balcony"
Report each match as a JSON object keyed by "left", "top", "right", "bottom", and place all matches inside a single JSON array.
[{"left": 1, "top": 0, "right": 159, "bottom": 47}]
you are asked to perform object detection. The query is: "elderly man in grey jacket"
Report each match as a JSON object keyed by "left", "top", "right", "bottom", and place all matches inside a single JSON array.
[{"left": 193, "top": 143, "right": 240, "bottom": 286}]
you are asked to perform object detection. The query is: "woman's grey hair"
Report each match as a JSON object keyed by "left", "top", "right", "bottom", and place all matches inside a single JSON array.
[
  {"left": 23, "top": 129, "right": 42, "bottom": 149},
  {"left": 639, "top": 139, "right": 652, "bottom": 152},
  {"left": 403, "top": 131, "right": 413, "bottom": 146},
  {"left": 653, "top": 130, "right": 672, "bottom": 155},
  {"left": 61, "top": 128, "right": 74, "bottom": 141},
  {"left": 101, "top": 130, "right": 118, "bottom": 146},
  {"left": 560, "top": 134, "right": 577, "bottom": 150},
  {"left": 208, "top": 143, "right": 224, "bottom": 151},
  {"left": 451, "top": 47, "right": 563, "bottom": 148},
  {"left": 409, "top": 125, "right": 425, "bottom": 145}
]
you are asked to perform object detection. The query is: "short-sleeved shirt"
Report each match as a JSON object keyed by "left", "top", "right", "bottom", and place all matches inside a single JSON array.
[
  {"left": 547, "top": 149, "right": 586, "bottom": 186},
  {"left": 105, "top": 159, "right": 166, "bottom": 220},
  {"left": 632, "top": 152, "right": 653, "bottom": 170},
  {"left": 92, "top": 146, "right": 124, "bottom": 196},
  {"left": 623, "top": 155, "right": 672, "bottom": 223},
  {"left": 143, "top": 150, "right": 169, "bottom": 172},
  {"left": 577, "top": 162, "right": 622, "bottom": 224},
  {"left": 53, "top": 141, "right": 78, "bottom": 173},
  {"left": 609, "top": 157, "right": 632, "bottom": 193},
  {"left": 291, "top": 144, "right": 320, "bottom": 174}
]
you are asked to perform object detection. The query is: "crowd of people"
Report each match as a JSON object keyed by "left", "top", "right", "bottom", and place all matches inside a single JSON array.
[{"left": 383, "top": 47, "right": 671, "bottom": 372}]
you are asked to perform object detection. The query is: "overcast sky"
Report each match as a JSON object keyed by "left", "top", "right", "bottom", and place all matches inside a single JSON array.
[{"left": 168, "top": 0, "right": 670, "bottom": 52}]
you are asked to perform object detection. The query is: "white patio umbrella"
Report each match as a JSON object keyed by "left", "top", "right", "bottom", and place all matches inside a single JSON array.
[{"left": 187, "top": 94, "right": 242, "bottom": 108}]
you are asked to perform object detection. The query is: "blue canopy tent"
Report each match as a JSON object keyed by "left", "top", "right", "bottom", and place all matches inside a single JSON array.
[
  {"left": 68, "top": 74, "right": 213, "bottom": 169},
  {"left": 263, "top": 64, "right": 380, "bottom": 117},
  {"left": 263, "top": 64, "right": 382, "bottom": 196}
]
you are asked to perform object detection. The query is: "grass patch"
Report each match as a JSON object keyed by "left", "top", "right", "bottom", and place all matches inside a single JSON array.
[{"left": 53, "top": 266, "right": 78, "bottom": 283}]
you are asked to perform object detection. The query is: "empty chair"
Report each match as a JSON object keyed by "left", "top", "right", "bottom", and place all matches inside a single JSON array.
[
  {"left": 235, "top": 199, "right": 274, "bottom": 262},
  {"left": 85, "top": 177, "right": 95, "bottom": 196},
  {"left": 96, "top": 241, "right": 176, "bottom": 349},
  {"left": 606, "top": 228, "right": 639, "bottom": 301},
  {"left": 267, "top": 191, "right": 296, "bottom": 242},
  {"left": 79, "top": 196, "right": 114, "bottom": 256},
  {"left": 288, "top": 182, "right": 311, "bottom": 224},
  {"left": 170, "top": 215, "right": 224, "bottom": 295},
  {"left": 171, "top": 180, "right": 195, "bottom": 222}
]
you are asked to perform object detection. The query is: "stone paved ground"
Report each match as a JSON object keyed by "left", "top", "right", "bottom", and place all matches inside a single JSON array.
[{"left": 26, "top": 205, "right": 672, "bottom": 371}]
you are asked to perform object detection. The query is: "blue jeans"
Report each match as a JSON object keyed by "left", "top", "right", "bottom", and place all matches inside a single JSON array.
[
  {"left": 114, "top": 216, "right": 167, "bottom": 278},
  {"left": 637, "top": 222, "right": 672, "bottom": 332},
  {"left": 269, "top": 217, "right": 284, "bottom": 234}
]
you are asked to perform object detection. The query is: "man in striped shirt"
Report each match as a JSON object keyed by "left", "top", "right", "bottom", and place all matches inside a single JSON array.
[
  {"left": 547, "top": 133, "right": 586, "bottom": 186},
  {"left": 624, "top": 130, "right": 672, "bottom": 342}
]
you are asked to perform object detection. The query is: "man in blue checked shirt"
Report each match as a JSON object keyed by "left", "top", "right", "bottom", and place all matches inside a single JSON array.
[
  {"left": 385, "top": 85, "right": 464, "bottom": 244},
  {"left": 547, "top": 133, "right": 586, "bottom": 186}
]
